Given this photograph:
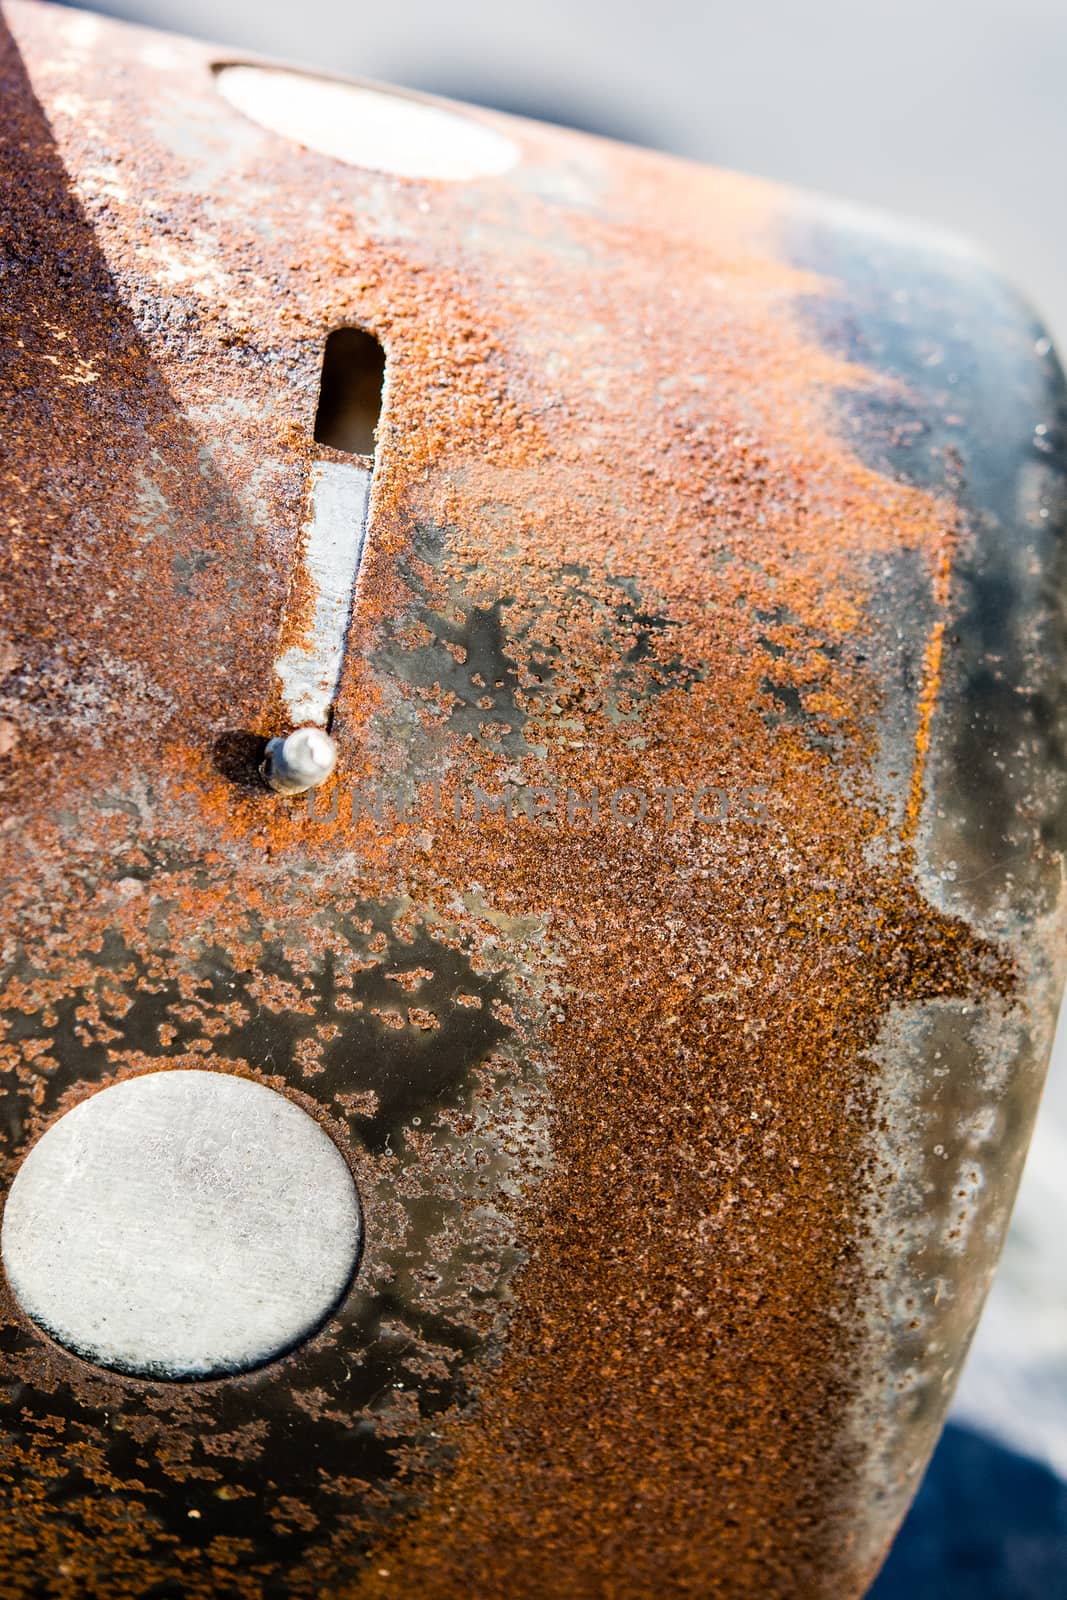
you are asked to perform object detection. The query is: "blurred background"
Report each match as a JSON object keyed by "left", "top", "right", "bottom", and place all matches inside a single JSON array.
[{"left": 53, "top": 0, "right": 1067, "bottom": 1590}]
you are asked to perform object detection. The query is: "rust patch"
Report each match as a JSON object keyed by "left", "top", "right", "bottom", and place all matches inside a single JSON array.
[
  {"left": 0, "top": 5, "right": 1064, "bottom": 1598},
  {"left": 903, "top": 527, "right": 956, "bottom": 845}
]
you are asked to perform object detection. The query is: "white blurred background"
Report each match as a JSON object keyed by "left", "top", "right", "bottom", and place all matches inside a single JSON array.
[{"left": 49, "top": 0, "right": 1067, "bottom": 1587}]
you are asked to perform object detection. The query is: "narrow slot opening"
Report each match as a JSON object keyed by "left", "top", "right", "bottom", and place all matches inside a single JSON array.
[{"left": 313, "top": 327, "right": 386, "bottom": 457}]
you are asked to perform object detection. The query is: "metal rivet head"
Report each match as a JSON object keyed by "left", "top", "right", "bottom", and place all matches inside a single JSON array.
[{"left": 262, "top": 726, "right": 337, "bottom": 795}]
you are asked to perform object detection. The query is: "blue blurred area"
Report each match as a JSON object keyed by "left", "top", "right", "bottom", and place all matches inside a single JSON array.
[{"left": 873, "top": 1425, "right": 1067, "bottom": 1599}]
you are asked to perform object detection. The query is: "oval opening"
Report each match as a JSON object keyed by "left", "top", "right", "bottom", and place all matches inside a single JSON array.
[{"left": 215, "top": 65, "right": 520, "bottom": 182}]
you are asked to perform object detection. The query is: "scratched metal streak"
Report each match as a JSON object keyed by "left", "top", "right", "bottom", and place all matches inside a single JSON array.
[{"left": 276, "top": 459, "right": 374, "bottom": 728}]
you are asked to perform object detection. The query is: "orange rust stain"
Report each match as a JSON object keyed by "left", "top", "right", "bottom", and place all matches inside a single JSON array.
[{"left": 903, "top": 536, "right": 956, "bottom": 845}]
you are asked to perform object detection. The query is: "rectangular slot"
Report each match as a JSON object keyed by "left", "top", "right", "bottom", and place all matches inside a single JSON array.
[
  {"left": 313, "top": 327, "right": 386, "bottom": 457},
  {"left": 273, "top": 327, "right": 387, "bottom": 731}
]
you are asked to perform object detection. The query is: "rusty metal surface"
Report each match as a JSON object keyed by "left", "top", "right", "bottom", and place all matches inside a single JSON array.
[{"left": 1, "top": 3, "right": 1066, "bottom": 1595}]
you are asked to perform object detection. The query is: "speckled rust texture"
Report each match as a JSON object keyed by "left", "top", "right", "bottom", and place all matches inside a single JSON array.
[{"left": 0, "top": 4, "right": 1064, "bottom": 1598}]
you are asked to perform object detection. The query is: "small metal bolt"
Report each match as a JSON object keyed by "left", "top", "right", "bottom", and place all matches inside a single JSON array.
[{"left": 261, "top": 726, "right": 337, "bottom": 795}]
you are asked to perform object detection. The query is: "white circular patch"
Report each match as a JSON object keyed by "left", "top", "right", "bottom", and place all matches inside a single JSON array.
[
  {"left": 215, "top": 65, "right": 520, "bottom": 182},
  {"left": 0, "top": 1070, "right": 361, "bottom": 1379}
]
